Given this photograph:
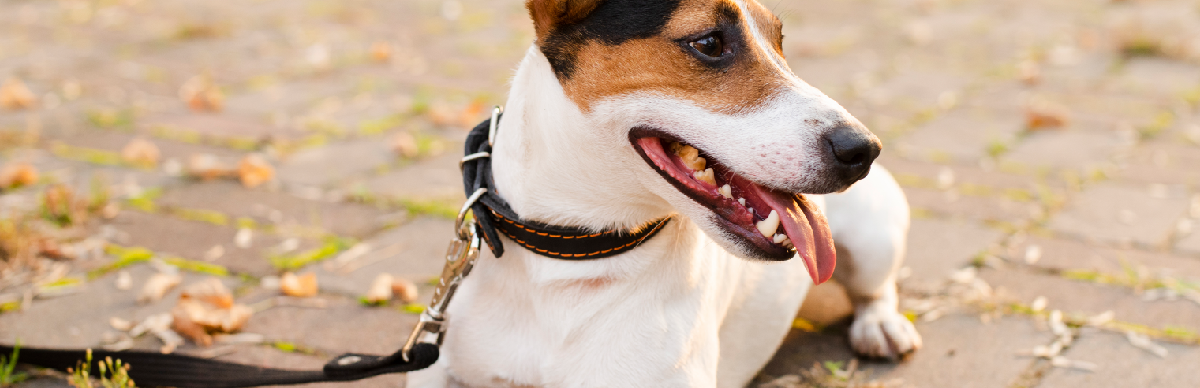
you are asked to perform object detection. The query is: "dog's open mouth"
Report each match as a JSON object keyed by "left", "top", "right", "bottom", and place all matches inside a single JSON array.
[{"left": 631, "top": 131, "right": 836, "bottom": 284}]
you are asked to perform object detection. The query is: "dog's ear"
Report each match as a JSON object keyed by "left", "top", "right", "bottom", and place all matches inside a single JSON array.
[{"left": 526, "top": 0, "right": 603, "bottom": 40}]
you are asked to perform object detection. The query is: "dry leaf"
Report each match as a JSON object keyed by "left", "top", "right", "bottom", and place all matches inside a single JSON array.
[
  {"left": 391, "top": 132, "right": 419, "bottom": 158},
  {"left": 280, "top": 272, "right": 318, "bottom": 297},
  {"left": 392, "top": 277, "right": 419, "bottom": 304},
  {"left": 38, "top": 238, "right": 73, "bottom": 260},
  {"left": 0, "top": 163, "right": 39, "bottom": 189},
  {"left": 110, "top": 317, "right": 133, "bottom": 331},
  {"left": 121, "top": 138, "right": 161, "bottom": 166},
  {"left": 180, "top": 75, "right": 224, "bottom": 112},
  {"left": 1017, "top": 59, "right": 1040, "bottom": 85},
  {"left": 0, "top": 78, "right": 37, "bottom": 110},
  {"left": 186, "top": 153, "right": 231, "bottom": 180},
  {"left": 237, "top": 154, "right": 274, "bottom": 188},
  {"left": 457, "top": 100, "right": 485, "bottom": 128},
  {"left": 428, "top": 102, "right": 456, "bottom": 127},
  {"left": 370, "top": 41, "right": 391, "bottom": 62},
  {"left": 171, "top": 314, "right": 213, "bottom": 346},
  {"left": 139, "top": 272, "right": 183, "bottom": 303},
  {"left": 180, "top": 277, "right": 234, "bottom": 309},
  {"left": 115, "top": 270, "right": 133, "bottom": 291},
  {"left": 1025, "top": 103, "right": 1070, "bottom": 130},
  {"left": 364, "top": 273, "right": 394, "bottom": 304}
]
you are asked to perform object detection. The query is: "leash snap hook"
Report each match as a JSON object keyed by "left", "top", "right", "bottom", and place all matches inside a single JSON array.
[{"left": 401, "top": 221, "right": 482, "bottom": 362}]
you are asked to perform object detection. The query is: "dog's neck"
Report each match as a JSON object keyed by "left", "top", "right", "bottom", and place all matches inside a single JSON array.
[
  {"left": 481, "top": 46, "right": 710, "bottom": 285},
  {"left": 490, "top": 46, "right": 673, "bottom": 233}
]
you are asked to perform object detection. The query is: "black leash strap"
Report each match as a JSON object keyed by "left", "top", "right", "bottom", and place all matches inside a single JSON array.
[
  {"left": 462, "top": 108, "right": 671, "bottom": 260},
  {"left": 0, "top": 343, "right": 437, "bottom": 388}
]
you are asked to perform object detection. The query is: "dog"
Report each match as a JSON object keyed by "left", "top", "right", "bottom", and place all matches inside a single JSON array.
[{"left": 408, "top": 0, "right": 921, "bottom": 386}]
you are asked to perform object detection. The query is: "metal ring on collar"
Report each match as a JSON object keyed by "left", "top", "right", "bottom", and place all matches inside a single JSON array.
[
  {"left": 455, "top": 188, "right": 489, "bottom": 240},
  {"left": 459, "top": 152, "right": 490, "bottom": 170},
  {"left": 488, "top": 106, "right": 502, "bottom": 147}
]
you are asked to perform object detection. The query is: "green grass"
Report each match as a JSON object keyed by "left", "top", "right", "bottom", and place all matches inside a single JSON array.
[
  {"left": 397, "top": 198, "right": 461, "bottom": 220},
  {"left": 1, "top": 342, "right": 28, "bottom": 386},
  {"left": 269, "top": 237, "right": 354, "bottom": 271},
  {"left": 67, "top": 349, "right": 136, "bottom": 388}
]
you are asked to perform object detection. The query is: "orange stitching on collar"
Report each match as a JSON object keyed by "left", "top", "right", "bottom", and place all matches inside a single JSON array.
[{"left": 494, "top": 217, "right": 669, "bottom": 258}]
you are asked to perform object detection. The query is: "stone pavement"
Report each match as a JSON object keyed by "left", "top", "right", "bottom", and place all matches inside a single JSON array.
[{"left": 1, "top": 0, "right": 1199, "bottom": 387}]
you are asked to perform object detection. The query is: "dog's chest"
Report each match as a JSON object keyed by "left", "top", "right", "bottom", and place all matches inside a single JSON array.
[{"left": 438, "top": 241, "right": 735, "bottom": 387}]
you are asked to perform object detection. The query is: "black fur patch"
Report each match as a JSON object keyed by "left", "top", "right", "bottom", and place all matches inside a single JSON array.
[{"left": 540, "top": 0, "right": 684, "bottom": 79}]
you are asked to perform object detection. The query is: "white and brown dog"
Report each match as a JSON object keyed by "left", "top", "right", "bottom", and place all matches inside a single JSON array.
[{"left": 409, "top": 0, "right": 921, "bottom": 386}]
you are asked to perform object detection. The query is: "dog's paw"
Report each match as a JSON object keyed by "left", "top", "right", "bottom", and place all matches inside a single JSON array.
[{"left": 848, "top": 308, "right": 922, "bottom": 360}]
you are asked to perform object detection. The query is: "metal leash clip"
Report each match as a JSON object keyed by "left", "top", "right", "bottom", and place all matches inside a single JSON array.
[{"left": 401, "top": 189, "right": 487, "bottom": 362}]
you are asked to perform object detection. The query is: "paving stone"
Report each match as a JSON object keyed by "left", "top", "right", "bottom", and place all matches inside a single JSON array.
[
  {"left": 1112, "top": 140, "right": 1200, "bottom": 186},
  {"left": 1001, "top": 131, "right": 1128, "bottom": 170},
  {"left": 760, "top": 315, "right": 1052, "bottom": 388},
  {"left": 1178, "top": 230, "right": 1200, "bottom": 256},
  {"left": 235, "top": 295, "right": 418, "bottom": 356},
  {"left": 360, "top": 151, "right": 463, "bottom": 201},
  {"left": 1047, "top": 183, "right": 1191, "bottom": 247},
  {"left": 902, "top": 218, "right": 1005, "bottom": 290},
  {"left": 1004, "top": 235, "right": 1200, "bottom": 281},
  {"left": 1039, "top": 331, "right": 1200, "bottom": 388},
  {"left": 155, "top": 181, "right": 398, "bottom": 239},
  {"left": 212, "top": 345, "right": 407, "bottom": 388},
  {"left": 0, "top": 264, "right": 240, "bottom": 348},
  {"left": 980, "top": 268, "right": 1200, "bottom": 332},
  {"left": 896, "top": 106, "right": 1025, "bottom": 162},
  {"left": 139, "top": 112, "right": 298, "bottom": 143},
  {"left": 48, "top": 129, "right": 245, "bottom": 160},
  {"left": 314, "top": 217, "right": 455, "bottom": 296},
  {"left": 276, "top": 139, "right": 397, "bottom": 187},
  {"left": 905, "top": 186, "right": 1043, "bottom": 224},
  {"left": 108, "top": 211, "right": 297, "bottom": 276},
  {"left": 1114, "top": 57, "right": 1200, "bottom": 97}
]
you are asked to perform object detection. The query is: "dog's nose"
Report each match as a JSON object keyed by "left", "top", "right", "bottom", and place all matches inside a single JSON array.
[{"left": 825, "top": 125, "right": 881, "bottom": 178}]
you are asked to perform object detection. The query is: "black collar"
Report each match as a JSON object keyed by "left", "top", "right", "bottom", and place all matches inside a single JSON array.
[{"left": 460, "top": 112, "right": 672, "bottom": 260}]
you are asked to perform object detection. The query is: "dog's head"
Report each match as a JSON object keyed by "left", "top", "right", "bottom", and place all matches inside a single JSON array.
[{"left": 523, "top": 0, "right": 881, "bottom": 284}]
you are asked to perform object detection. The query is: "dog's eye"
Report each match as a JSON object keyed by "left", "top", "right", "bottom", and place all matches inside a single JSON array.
[{"left": 689, "top": 34, "right": 725, "bottom": 58}]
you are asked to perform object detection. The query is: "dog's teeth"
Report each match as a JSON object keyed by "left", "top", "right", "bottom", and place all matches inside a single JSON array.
[
  {"left": 719, "top": 184, "right": 732, "bottom": 199},
  {"left": 694, "top": 168, "right": 716, "bottom": 186},
  {"left": 738, "top": 198, "right": 746, "bottom": 206},
  {"left": 675, "top": 145, "right": 705, "bottom": 171},
  {"left": 756, "top": 210, "right": 779, "bottom": 238},
  {"left": 773, "top": 233, "right": 787, "bottom": 244},
  {"left": 783, "top": 239, "right": 794, "bottom": 249}
]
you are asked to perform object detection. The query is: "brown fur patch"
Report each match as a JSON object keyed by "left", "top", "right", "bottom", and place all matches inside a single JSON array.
[
  {"left": 550, "top": 0, "right": 793, "bottom": 115},
  {"left": 527, "top": 0, "right": 605, "bottom": 41}
]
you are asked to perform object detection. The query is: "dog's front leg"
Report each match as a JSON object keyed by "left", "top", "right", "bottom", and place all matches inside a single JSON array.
[{"left": 822, "top": 167, "right": 922, "bottom": 359}]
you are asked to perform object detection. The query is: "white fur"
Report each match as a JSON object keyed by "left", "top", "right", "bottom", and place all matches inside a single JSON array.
[{"left": 408, "top": 4, "right": 920, "bottom": 385}]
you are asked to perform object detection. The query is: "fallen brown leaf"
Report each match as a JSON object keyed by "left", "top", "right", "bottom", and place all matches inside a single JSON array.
[
  {"left": 180, "top": 75, "right": 224, "bottom": 112},
  {"left": 186, "top": 153, "right": 232, "bottom": 180},
  {"left": 280, "top": 272, "right": 318, "bottom": 297},
  {"left": 364, "top": 273, "right": 394, "bottom": 304},
  {"left": 171, "top": 314, "right": 213, "bottom": 346},
  {"left": 180, "top": 277, "right": 234, "bottom": 309},
  {"left": 1017, "top": 59, "right": 1040, "bottom": 85},
  {"left": 237, "top": 154, "right": 274, "bottom": 188},
  {"left": 392, "top": 277, "right": 419, "bottom": 304},
  {"left": 457, "top": 100, "right": 485, "bottom": 128},
  {"left": 121, "top": 138, "right": 161, "bottom": 166},
  {"left": 370, "top": 41, "right": 391, "bottom": 62},
  {"left": 1025, "top": 103, "right": 1070, "bottom": 130},
  {"left": 0, "top": 163, "right": 39, "bottom": 189},
  {"left": 391, "top": 132, "right": 419, "bottom": 158},
  {"left": 139, "top": 272, "right": 183, "bottom": 303},
  {"left": 0, "top": 78, "right": 37, "bottom": 110}
]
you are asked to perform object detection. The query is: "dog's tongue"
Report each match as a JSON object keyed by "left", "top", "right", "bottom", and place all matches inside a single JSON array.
[{"left": 748, "top": 185, "right": 836, "bottom": 284}]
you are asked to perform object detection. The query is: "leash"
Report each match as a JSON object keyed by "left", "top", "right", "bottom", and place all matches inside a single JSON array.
[{"left": 0, "top": 107, "right": 671, "bottom": 387}]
